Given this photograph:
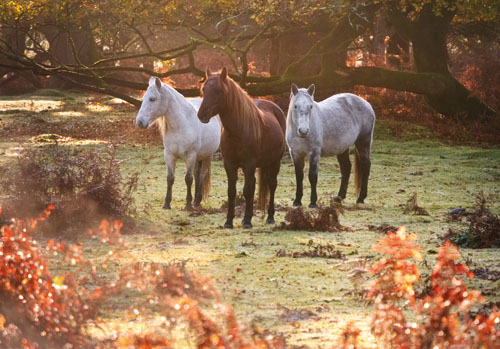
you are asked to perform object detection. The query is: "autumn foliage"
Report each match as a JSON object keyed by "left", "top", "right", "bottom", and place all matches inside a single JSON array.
[
  {"left": 0, "top": 209, "right": 286, "bottom": 348},
  {"left": 367, "top": 227, "right": 500, "bottom": 348}
]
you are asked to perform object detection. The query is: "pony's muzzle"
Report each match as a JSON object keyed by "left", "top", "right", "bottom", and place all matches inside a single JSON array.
[
  {"left": 136, "top": 119, "right": 148, "bottom": 128},
  {"left": 298, "top": 126, "right": 309, "bottom": 137},
  {"left": 197, "top": 110, "right": 211, "bottom": 124}
]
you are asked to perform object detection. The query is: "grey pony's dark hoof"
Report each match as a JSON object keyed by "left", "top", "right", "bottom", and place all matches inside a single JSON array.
[
  {"left": 356, "top": 198, "right": 365, "bottom": 204},
  {"left": 224, "top": 221, "right": 233, "bottom": 229},
  {"left": 162, "top": 204, "right": 171, "bottom": 209},
  {"left": 309, "top": 203, "right": 317, "bottom": 208},
  {"left": 333, "top": 196, "right": 343, "bottom": 203},
  {"left": 293, "top": 200, "right": 302, "bottom": 207},
  {"left": 242, "top": 223, "right": 252, "bottom": 229},
  {"left": 266, "top": 217, "right": 275, "bottom": 225}
]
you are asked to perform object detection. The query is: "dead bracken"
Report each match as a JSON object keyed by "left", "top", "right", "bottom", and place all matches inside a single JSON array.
[{"left": 277, "top": 199, "right": 345, "bottom": 232}]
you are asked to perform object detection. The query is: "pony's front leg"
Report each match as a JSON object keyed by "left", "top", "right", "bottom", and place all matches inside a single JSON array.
[
  {"left": 163, "top": 154, "right": 176, "bottom": 209},
  {"left": 308, "top": 150, "right": 320, "bottom": 208},
  {"left": 242, "top": 164, "right": 257, "bottom": 229},
  {"left": 184, "top": 154, "right": 197, "bottom": 210},
  {"left": 193, "top": 160, "right": 203, "bottom": 207},
  {"left": 224, "top": 162, "right": 238, "bottom": 229},
  {"left": 291, "top": 152, "right": 305, "bottom": 206}
]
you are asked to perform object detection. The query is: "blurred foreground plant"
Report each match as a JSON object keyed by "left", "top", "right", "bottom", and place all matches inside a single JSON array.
[{"left": 0, "top": 207, "right": 286, "bottom": 348}]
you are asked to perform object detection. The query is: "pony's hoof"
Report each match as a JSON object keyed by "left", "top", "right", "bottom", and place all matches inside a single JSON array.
[
  {"left": 162, "top": 204, "right": 171, "bottom": 210},
  {"left": 333, "top": 196, "right": 343, "bottom": 203},
  {"left": 309, "top": 203, "right": 317, "bottom": 209},
  {"left": 224, "top": 222, "right": 233, "bottom": 229},
  {"left": 184, "top": 204, "right": 193, "bottom": 210},
  {"left": 266, "top": 218, "right": 275, "bottom": 225},
  {"left": 356, "top": 199, "right": 365, "bottom": 204},
  {"left": 293, "top": 200, "right": 302, "bottom": 207},
  {"left": 242, "top": 223, "right": 252, "bottom": 229},
  {"left": 193, "top": 202, "right": 201, "bottom": 208}
]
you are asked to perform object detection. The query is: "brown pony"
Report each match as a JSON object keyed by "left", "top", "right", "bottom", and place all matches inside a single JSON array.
[{"left": 198, "top": 68, "right": 286, "bottom": 229}]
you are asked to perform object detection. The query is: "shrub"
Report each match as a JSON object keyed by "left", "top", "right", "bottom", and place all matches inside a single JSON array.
[
  {"left": 367, "top": 226, "right": 500, "bottom": 348},
  {"left": 447, "top": 193, "right": 500, "bottom": 248},
  {"left": 0, "top": 145, "right": 138, "bottom": 233}
]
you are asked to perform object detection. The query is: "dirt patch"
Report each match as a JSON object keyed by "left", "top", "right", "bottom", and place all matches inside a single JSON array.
[
  {"left": 471, "top": 267, "right": 500, "bottom": 281},
  {"left": 278, "top": 304, "right": 319, "bottom": 322},
  {"left": 367, "top": 224, "right": 399, "bottom": 234}
]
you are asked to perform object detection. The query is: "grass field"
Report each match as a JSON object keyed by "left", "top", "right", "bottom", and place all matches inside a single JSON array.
[{"left": 1, "top": 90, "right": 499, "bottom": 347}]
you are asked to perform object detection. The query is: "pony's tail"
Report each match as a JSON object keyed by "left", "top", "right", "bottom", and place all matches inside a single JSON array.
[
  {"left": 202, "top": 159, "right": 211, "bottom": 202},
  {"left": 354, "top": 148, "right": 362, "bottom": 198},
  {"left": 257, "top": 168, "right": 270, "bottom": 210}
]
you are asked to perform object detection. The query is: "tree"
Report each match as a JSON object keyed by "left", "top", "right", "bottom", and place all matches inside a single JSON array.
[{"left": 0, "top": 0, "right": 498, "bottom": 120}]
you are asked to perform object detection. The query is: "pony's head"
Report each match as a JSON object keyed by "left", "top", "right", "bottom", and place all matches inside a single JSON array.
[
  {"left": 289, "top": 83, "right": 315, "bottom": 138},
  {"left": 198, "top": 68, "right": 227, "bottom": 123},
  {"left": 136, "top": 77, "right": 166, "bottom": 128}
]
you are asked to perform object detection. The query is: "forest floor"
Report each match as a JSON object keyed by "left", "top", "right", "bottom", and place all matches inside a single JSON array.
[{"left": 0, "top": 90, "right": 499, "bottom": 347}]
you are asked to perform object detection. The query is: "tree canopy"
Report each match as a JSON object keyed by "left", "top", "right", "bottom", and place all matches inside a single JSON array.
[{"left": 1, "top": 0, "right": 499, "bottom": 119}]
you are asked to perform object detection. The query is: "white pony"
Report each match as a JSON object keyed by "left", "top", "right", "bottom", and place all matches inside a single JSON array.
[
  {"left": 136, "top": 77, "right": 222, "bottom": 209},
  {"left": 286, "top": 84, "right": 375, "bottom": 207}
]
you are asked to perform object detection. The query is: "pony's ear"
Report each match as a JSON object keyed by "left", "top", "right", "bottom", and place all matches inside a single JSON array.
[
  {"left": 155, "top": 77, "right": 162, "bottom": 90},
  {"left": 307, "top": 84, "right": 315, "bottom": 97},
  {"left": 220, "top": 67, "right": 227, "bottom": 81},
  {"left": 291, "top": 83, "right": 299, "bottom": 96},
  {"left": 206, "top": 68, "right": 212, "bottom": 78}
]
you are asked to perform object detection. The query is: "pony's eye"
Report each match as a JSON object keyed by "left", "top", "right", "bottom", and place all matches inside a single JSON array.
[
  {"left": 149, "top": 97, "right": 156, "bottom": 102},
  {"left": 294, "top": 105, "right": 297, "bottom": 109},
  {"left": 309, "top": 105, "right": 313, "bottom": 110}
]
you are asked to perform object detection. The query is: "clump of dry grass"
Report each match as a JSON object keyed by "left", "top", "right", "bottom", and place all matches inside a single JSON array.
[
  {"left": 278, "top": 199, "right": 345, "bottom": 232},
  {"left": 403, "top": 193, "right": 429, "bottom": 216}
]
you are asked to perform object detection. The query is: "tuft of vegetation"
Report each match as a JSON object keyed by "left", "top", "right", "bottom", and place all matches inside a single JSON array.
[
  {"left": 278, "top": 200, "right": 345, "bottom": 232},
  {"left": 276, "top": 240, "right": 345, "bottom": 259},
  {"left": 446, "top": 193, "right": 500, "bottom": 248},
  {"left": 403, "top": 193, "right": 429, "bottom": 216},
  {"left": 0, "top": 145, "right": 138, "bottom": 233}
]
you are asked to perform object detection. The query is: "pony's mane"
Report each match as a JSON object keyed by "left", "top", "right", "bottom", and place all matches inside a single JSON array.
[
  {"left": 223, "top": 76, "right": 263, "bottom": 140},
  {"left": 153, "top": 116, "right": 167, "bottom": 135},
  {"left": 151, "top": 82, "right": 171, "bottom": 135}
]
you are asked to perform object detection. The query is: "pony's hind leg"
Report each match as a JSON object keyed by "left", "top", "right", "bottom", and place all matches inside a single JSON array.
[
  {"left": 308, "top": 150, "right": 320, "bottom": 208},
  {"left": 224, "top": 162, "right": 238, "bottom": 229},
  {"left": 266, "top": 161, "right": 281, "bottom": 224},
  {"left": 163, "top": 154, "right": 176, "bottom": 209},
  {"left": 242, "top": 164, "right": 257, "bottom": 229},
  {"left": 336, "top": 149, "right": 351, "bottom": 202},
  {"left": 354, "top": 141, "right": 371, "bottom": 204},
  {"left": 184, "top": 154, "right": 197, "bottom": 210},
  {"left": 193, "top": 160, "right": 203, "bottom": 207},
  {"left": 291, "top": 152, "right": 305, "bottom": 206}
]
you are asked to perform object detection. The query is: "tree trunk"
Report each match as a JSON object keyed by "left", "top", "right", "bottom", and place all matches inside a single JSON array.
[{"left": 388, "top": 5, "right": 496, "bottom": 120}]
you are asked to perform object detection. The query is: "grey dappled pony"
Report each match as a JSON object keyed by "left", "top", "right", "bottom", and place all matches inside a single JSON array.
[{"left": 286, "top": 84, "right": 375, "bottom": 206}]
